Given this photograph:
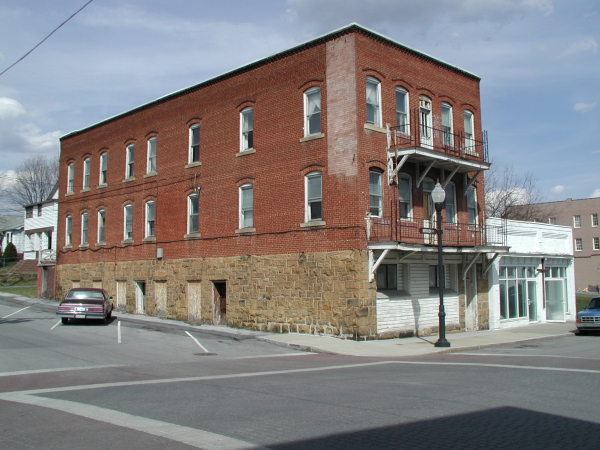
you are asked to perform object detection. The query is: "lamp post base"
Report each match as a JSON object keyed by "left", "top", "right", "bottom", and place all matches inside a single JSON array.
[{"left": 434, "top": 339, "right": 451, "bottom": 348}]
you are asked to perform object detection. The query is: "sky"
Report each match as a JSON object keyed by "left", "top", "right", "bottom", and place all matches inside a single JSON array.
[{"left": 0, "top": 0, "right": 598, "bottom": 203}]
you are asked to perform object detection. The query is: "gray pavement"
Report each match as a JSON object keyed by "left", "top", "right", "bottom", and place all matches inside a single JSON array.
[{"left": 0, "top": 292, "right": 577, "bottom": 357}]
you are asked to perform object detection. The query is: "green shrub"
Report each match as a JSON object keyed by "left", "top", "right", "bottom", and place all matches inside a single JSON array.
[{"left": 3, "top": 242, "right": 17, "bottom": 262}]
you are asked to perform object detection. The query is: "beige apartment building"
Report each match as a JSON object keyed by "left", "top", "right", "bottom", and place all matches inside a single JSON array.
[{"left": 510, "top": 198, "right": 600, "bottom": 291}]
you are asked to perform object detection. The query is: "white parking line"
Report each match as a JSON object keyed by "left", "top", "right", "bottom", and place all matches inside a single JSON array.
[
  {"left": 1, "top": 306, "right": 30, "bottom": 319},
  {"left": 185, "top": 331, "right": 209, "bottom": 353},
  {"left": 50, "top": 320, "right": 61, "bottom": 330},
  {"left": 118, "top": 320, "right": 122, "bottom": 344}
]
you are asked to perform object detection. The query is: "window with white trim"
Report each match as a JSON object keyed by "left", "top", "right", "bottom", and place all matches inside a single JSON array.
[
  {"left": 240, "top": 108, "right": 254, "bottom": 152},
  {"left": 81, "top": 213, "right": 88, "bottom": 245},
  {"left": 366, "top": 77, "right": 381, "bottom": 127},
  {"left": 592, "top": 214, "right": 598, "bottom": 227},
  {"left": 145, "top": 201, "right": 155, "bottom": 237},
  {"left": 548, "top": 217, "right": 557, "bottom": 225},
  {"left": 124, "top": 204, "right": 133, "bottom": 240},
  {"left": 467, "top": 187, "right": 478, "bottom": 225},
  {"left": 83, "top": 158, "right": 91, "bottom": 189},
  {"left": 399, "top": 174, "right": 412, "bottom": 220},
  {"left": 574, "top": 215, "right": 581, "bottom": 228},
  {"left": 188, "top": 193, "right": 199, "bottom": 234},
  {"left": 147, "top": 137, "right": 157, "bottom": 174},
  {"left": 239, "top": 184, "right": 253, "bottom": 228},
  {"left": 575, "top": 238, "right": 583, "bottom": 251},
  {"left": 464, "top": 110, "right": 475, "bottom": 154},
  {"left": 594, "top": 237, "right": 600, "bottom": 251},
  {"left": 65, "top": 215, "right": 72, "bottom": 246},
  {"left": 67, "top": 163, "right": 74, "bottom": 193},
  {"left": 99, "top": 153, "right": 108, "bottom": 185},
  {"left": 369, "top": 170, "right": 383, "bottom": 217},
  {"left": 499, "top": 266, "right": 537, "bottom": 320},
  {"left": 445, "top": 182, "right": 457, "bottom": 224},
  {"left": 304, "top": 87, "right": 321, "bottom": 136},
  {"left": 395, "top": 87, "right": 409, "bottom": 135},
  {"left": 441, "top": 103, "right": 453, "bottom": 147},
  {"left": 189, "top": 124, "right": 200, "bottom": 163},
  {"left": 97, "top": 210, "right": 105, "bottom": 243},
  {"left": 126, "top": 144, "right": 135, "bottom": 179},
  {"left": 419, "top": 96, "right": 432, "bottom": 141},
  {"left": 305, "top": 172, "right": 322, "bottom": 222}
]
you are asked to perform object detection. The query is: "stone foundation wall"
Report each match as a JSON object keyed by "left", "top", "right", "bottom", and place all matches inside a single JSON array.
[{"left": 56, "top": 249, "right": 378, "bottom": 338}]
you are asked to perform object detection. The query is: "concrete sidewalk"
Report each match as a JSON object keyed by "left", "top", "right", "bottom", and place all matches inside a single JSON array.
[{"left": 0, "top": 292, "right": 577, "bottom": 358}]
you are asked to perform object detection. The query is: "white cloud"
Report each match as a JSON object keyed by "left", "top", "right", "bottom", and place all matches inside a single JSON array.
[
  {"left": 0, "top": 97, "right": 26, "bottom": 120},
  {"left": 560, "top": 36, "right": 598, "bottom": 57},
  {"left": 574, "top": 102, "right": 596, "bottom": 113},
  {"left": 551, "top": 185, "right": 565, "bottom": 194},
  {"left": 591, "top": 189, "right": 600, "bottom": 198}
]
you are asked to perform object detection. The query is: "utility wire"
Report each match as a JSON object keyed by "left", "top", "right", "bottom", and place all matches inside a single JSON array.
[{"left": 0, "top": 0, "right": 95, "bottom": 78}]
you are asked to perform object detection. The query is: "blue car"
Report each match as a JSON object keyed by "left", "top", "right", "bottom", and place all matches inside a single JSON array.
[{"left": 576, "top": 297, "right": 600, "bottom": 335}]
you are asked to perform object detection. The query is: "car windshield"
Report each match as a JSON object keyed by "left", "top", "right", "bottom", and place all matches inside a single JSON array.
[
  {"left": 587, "top": 298, "right": 600, "bottom": 309},
  {"left": 66, "top": 290, "right": 104, "bottom": 300}
]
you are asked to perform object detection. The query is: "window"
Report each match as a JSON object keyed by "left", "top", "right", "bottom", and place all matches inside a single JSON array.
[
  {"left": 499, "top": 266, "right": 536, "bottom": 320},
  {"left": 419, "top": 96, "right": 432, "bottom": 141},
  {"left": 145, "top": 201, "right": 155, "bottom": 237},
  {"left": 124, "top": 205, "right": 133, "bottom": 240},
  {"left": 239, "top": 184, "right": 253, "bottom": 228},
  {"left": 67, "top": 163, "right": 74, "bottom": 193},
  {"left": 26, "top": 206, "right": 33, "bottom": 218},
  {"left": 83, "top": 158, "right": 91, "bottom": 189},
  {"left": 376, "top": 264, "right": 397, "bottom": 290},
  {"left": 395, "top": 88, "right": 409, "bottom": 134},
  {"left": 467, "top": 187, "right": 478, "bottom": 225},
  {"left": 429, "top": 265, "right": 439, "bottom": 288},
  {"left": 126, "top": 144, "right": 135, "bottom": 179},
  {"left": 369, "top": 170, "right": 383, "bottom": 217},
  {"left": 147, "top": 137, "right": 157, "bottom": 174},
  {"left": 188, "top": 194, "right": 199, "bottom": 234},
  {"left": 305, "top": 172, "right": 322, "bottom": 222},
  {"left": 304, "top": 87, "right": 321, "bottom": 136},
  {"left": 445, "top": 183, "right": 457, "bottom": 224},
  {"left": 594, "top": 237, "right": 600, "bottom": 251},
  {"left": 574, "top": 215, "right": 581, "bottom": 228},
  {"left": 366, "top": 77, "right": 381, "bottom": 127},
  {"left": 575, "top": 238, "right": 583, "bottom": 251},
  {"left": 593, "top": 214, "right": 598, "bottom": 227},
  {"left": 464, "top": 111, "right": 475, "bottom": 154},
  {"left": 441, "top": 103, "right": 453, "bottom": 147},
  {"left": 399, "top": 174, "right": 412, "bottom": 220},
  {"left": 189, "top": 124, "right": 200, "bottom": 163},
  {"left": 65, "top": 216, "right": 72, "bottom": 246},
  {"left": 99, "top": 153, "right": 108, "bottom": 185},
  {"left": 240, "top": 107, "right": 254, "bottom": 151},
  {"left": 548, "top": 217, "right": 557, "bottom": 225},
  {"left": 81, "top": 213, "right": 88, "bottom": 244},
  {"left": 97, "top": 210, "right": 105, "bottom": 243},
  {"left": 37, "top": 205, "right": 42, "bottom": 217}
]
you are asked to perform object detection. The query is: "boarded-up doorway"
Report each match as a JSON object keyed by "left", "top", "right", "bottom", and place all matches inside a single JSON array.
[{"left": 212, "top": 281, "right": 227, "bottom": 325}]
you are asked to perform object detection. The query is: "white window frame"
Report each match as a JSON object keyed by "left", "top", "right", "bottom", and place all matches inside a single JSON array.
[
  {"left": 594, "top": 237, "right": 600, "bottom": 251},
  {"left": 575, "top": 238, "right": 583, "bottom": 252},
  {"left": 81, "top": 213, "right": 88, "bottom": 245},
  {"left": 99, "top": 152, "right": 108, "bottom": 185},
  {"left": 97, "top": 209, "right": 105, "bottom": 243},
  {"left": 369, "top": 170, "right": 383, "bottom": 218},
  {"left": 67, "top": 163, "right": 74, "bottom": 193},
  {"left": 464, "top": 110, "right": 475, "bottom": 154},
  {"left": 574, "top": 215, "right": 581, "bottom": 228},
  {"left": 419, "top": 96, "right": 432, "bottom": 146},
  {"left": 147, "top": 137, "right": 157, "bottom": 174},
  {"left": 592, "top": 214, "right": 598, "bottom": 227},
  {"left": 445, "top": 182, "right": 457, "bottom": 224},
  {"left": 82, "top": 158, "right": 91, "bottom": 189},
  {"left": 398, "top": 173, "right": 412, "bottom": 220},
  {"left": 188, "top": 193, "right": 199, "bottom": 234},
  {"left": 240, "top": 107, "right": 254, "bottom": 152},
  {"left": 305, "top": 172, "right": 322, "bottom": 222},
  {"left": 366, "top": 77, "right": 381, "bottom": 127},
  {"left": 124, "top": 204, "right": 133, "bottom": 240},
  {"left": 467, "top": 187, "right": 478, "bottom": 225},
  {"left": 189, "top": 124, "right": 200, "bottom": 163},
  {"left": 145, "top": 201, "right": 155, "bottom": 237},
  {"left": 125, "top": 144, "right": 135, "bottom": 179},
  {"left": 441, "top": 103, "right": 453, "bottom": 147},
  {"left": 395, "top": 87, "right": 409, "bottom": 135},
  {"left": 65, "top": 215, "right": 72, "bottom": 246},
  {"left": 304, "top": 87, "right": 321, "bottom": 136},
  {"left": 239, "top": 184, "right": 254, "bottom": 228}
]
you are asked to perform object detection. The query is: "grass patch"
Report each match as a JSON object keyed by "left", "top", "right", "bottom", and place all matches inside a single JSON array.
[
  {"left": 576, "top": 292, "right": 598, "bottom": 311},
  {"left": 0, "top": 286, "right": 37, "bottom": 298}
]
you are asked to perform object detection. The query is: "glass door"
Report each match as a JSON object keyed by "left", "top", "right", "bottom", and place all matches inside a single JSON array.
[{"left": 545, "top": 279, "right": 565, "bottom": 321}]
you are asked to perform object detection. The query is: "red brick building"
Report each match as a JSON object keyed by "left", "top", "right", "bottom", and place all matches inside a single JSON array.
[{"left": 57, "top": 24, "right": 506, "bottom": 338}]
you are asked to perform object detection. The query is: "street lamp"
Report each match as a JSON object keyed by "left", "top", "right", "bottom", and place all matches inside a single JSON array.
[{"left": 431, "top": 182, "right": 450, "bottom": 348}]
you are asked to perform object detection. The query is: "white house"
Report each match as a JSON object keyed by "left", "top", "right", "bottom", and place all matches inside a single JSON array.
[
  {"left": 0, "top": 215, "right": 25, "bottom": 257},
  {"left": 23, "top": 184, "right": 58, "bottom": 264},
  {"left": 487, "top": 217, "right": 575, "bottom": 329}
]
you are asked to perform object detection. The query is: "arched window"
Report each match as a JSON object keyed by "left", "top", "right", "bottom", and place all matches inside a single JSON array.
[
  {"left": 369, "top": 170, "right": 383, "bottom": 217},
  {"left": 445, "top": 182, "right": 456, "bottom": 224},
  {"left": 97, "top": 210, "right": 106, "bottom": 243},
  {"left": 82, "top": 158, "right": 91, "bottom": 189},
  {"left": 419, "top": 96, "right": 432, "bottom": 146},
  {"left": 189, "top": 124, "right": 200, "bottom": 163},
  {"left": 441, "top": 103, "right": 453, "bottom": 147},
  {"left": 99, "top": 153, "right": 108, "bottom": 185},
  {"left": 124, "top": 204, "right": 133, "bottom": 240},
  {"left": 239, "top": 183, "right": 254, "bottom": 228},
  {"left": 467, "top": 187, "right": 478, "bottom": 225},
  {"left": 305, "top": 172, "right": 322, "bottom": 222},
  {"left": 65, "top": 215, "right": 72, "bottom": 246},
  {"left": 147, "top": 137, "right": 157, "bottom": 174},
  {"left": 464, "top": 110, "right": 475, "bottom": 154},
  {"left": 366, "top": 77, "right": 381, "bottom": 127},
  {"left": 145, "top": 201, "right": 156, "bottom": 237},
  {"left": 304, "top": 87, "right": 321, "bottom": 136},
  {"left": 188, "top": 193, "right": 199, "bottom": 234},
  {"left": 398, "top": 174, "right": 412, "bottom": 220},
  {"left": 240, "top": 107, "right": 254, "bottom": 152},
  {"left": 395, "top": 87, "right": 409, "bottom": 135},
  {"left": 67, "top": 163, "right": 74, "bottom": 193},
  {"left": 81, "top": 213, "right": 88, "bottom": 245}
]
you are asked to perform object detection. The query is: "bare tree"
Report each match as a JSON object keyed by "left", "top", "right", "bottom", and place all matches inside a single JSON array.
[
  {"left": 6, "top": 155, "right": 59, "bottom": 208},
  {"left": 485, "top": 164, "right": 550, "bottom": 221}
]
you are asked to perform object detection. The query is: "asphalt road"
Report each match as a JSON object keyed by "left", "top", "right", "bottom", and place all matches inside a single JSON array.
[{"left": 1, "top": 295, "right": 600, "bottom": 450}]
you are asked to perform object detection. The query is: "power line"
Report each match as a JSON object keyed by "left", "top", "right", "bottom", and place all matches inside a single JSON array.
[{"left": 0, "top": 0, "right": 95, "bottom": 78}]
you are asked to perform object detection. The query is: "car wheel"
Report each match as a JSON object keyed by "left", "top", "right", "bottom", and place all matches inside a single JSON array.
[
  {"left": 61, "top": 317, "right": 69, "bottom": 325},
  {"left": 578, "top": 329, "right": 587, "bottom": 336},
  {"left": 107, "top": 309, "right": 112, "bottom": 320}
]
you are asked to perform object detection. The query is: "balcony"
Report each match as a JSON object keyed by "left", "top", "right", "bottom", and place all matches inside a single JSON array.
[{"left": 38, "top": 249, "right": 56, "bottom": 266}]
